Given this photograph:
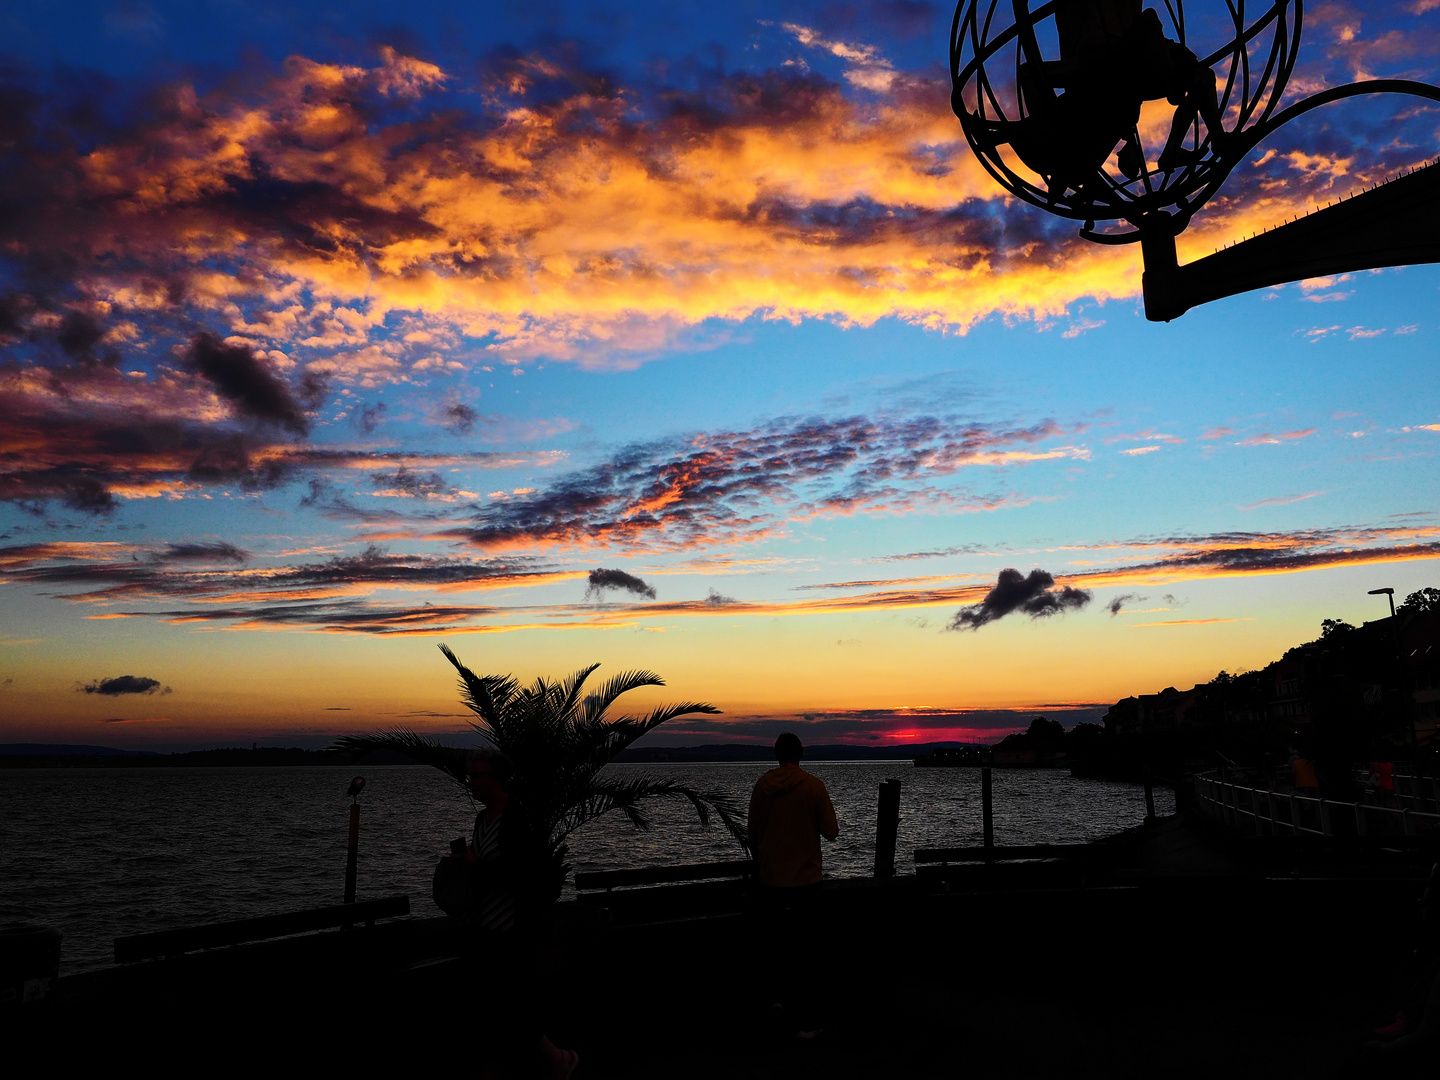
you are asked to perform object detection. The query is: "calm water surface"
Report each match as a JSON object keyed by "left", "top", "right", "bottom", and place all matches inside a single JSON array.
[{"left": 0, "top": 763, "right": 1172, "bottom": 973}]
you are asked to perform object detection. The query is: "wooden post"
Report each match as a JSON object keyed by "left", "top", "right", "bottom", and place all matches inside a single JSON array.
[
  {"left": 1142, "top": 766, "right": 1157, "bottom": 822},
  {"left": 981, "top": 759, "right": 994, "bottom": 864},
  {"left": 873, "top": 779, "right": 901, "bottom": 880},
  {"left": 344, "top": 803, "right": 360, "bottom": 905}
]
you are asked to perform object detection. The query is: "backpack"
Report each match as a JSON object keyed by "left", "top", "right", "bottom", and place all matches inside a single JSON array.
[{"left": 432, "top": 854, "right": 478, "bottom": 915}]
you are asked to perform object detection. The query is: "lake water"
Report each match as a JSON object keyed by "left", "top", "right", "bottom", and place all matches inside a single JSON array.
[{"left": 0, "top": 763, "right": 1173, "bottom": 974}]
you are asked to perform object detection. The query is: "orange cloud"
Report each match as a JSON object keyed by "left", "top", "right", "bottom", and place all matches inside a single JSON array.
[
  {"left": 14, "top": 522, "right": 1432, "bottom": 636},
  {"left": 4, "top": 40, "right": 1434, "bottom": 399}
]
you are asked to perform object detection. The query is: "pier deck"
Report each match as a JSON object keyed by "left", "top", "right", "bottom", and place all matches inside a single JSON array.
[{"left": 18, "top": 815, "right": 1434, "bottom": 1077}]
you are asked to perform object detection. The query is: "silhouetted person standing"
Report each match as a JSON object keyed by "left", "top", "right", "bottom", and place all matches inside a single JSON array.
[
  {"left": 748, "top": 732, "right": 838, "bottom": 1038},
  {"left": 463, "top": 753, "right": 578, "bottom": 1079}
]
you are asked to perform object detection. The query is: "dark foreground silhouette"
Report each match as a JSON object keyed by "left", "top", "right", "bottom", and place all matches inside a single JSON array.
[{"left": 18, "top": 815, "right": 1437, "bottom": 1079}]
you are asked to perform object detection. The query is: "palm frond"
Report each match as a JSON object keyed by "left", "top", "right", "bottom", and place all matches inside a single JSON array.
[
  {"left": 581, "top": 669, "right": 666, "bottom": 724},
  {"left": 624, "top": 700, "right": 723, "bottom": 740},
  {"left": 439, "top": 643, "right": 516, "bottom": 736},
  {"left": 555, "top": 663, "right": 602, "bottom": 723},
  {"left": 556, "top": 776, "right": 750, "bottom": 853},
  {"left": 349, "top": 647, "right": 746, "bottom": 902},
  {"left": 333, "top": 729, "right": 477, "bottom": 791}
]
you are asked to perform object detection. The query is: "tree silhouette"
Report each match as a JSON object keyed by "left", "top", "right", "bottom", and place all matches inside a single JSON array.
[
  {"left": 1399, "top": 588, "right": 1440, "bottom": 616},
  {"left": 336, "top": 644, "right": 748, "bottom": 900}
]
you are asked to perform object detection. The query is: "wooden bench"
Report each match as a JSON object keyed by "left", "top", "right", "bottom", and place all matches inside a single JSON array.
[
  {"left": 914, "top": 844, "right": 1101, "bottom": 867},
  {"left": 914, "top": 845, "right": 1112, "bottom": 887},
  {"left": 114, "top": 895, "right": 411, "bottom": 964},
  {"left": 574, "top": 860, "right": 754, "bottom": 893}
]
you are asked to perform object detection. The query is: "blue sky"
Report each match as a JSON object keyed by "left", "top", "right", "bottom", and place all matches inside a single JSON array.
[{"left": 1, "top": 0, "right": 1437, "bottom": 748}]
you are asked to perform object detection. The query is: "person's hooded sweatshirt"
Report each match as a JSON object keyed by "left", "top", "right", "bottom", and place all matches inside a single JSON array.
[{"left": 748, "top": 765, "right": 839, "bottom": 887}]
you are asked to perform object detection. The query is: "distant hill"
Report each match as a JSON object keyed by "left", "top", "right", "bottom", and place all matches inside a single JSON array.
[
  {"left": 0, "top": 741, "right": 974, "bottom": 768},
  {"left": 0, "top": 743, "right": 158, "bottom": 757},
  {"left": 0, "top": 744, "right": 354, "bottom": 768},
  {"left": 613, "top": 742, "right": 974, "bottom": 763}
]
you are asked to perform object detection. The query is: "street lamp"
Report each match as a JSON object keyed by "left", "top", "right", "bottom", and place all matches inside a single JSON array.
[{"left": 1368, "top": 588, "right": 1396, "bottom": 619}]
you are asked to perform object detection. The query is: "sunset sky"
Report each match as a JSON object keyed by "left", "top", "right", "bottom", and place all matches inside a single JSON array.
[{"left": 2, "top": 0, "right": 1437, "bottom": 749}]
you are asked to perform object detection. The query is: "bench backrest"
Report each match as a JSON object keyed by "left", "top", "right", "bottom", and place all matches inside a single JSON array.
[
  {"left": 574, "top": 860, "right": 754, "bottom": 893},
  {"left": 114, "top": 895, "right": 410, "bottom": 963}
]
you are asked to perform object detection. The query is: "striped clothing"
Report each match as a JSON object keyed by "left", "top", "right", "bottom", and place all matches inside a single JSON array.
[{"left": 469, "top": 812, "right": 517, "bottom": 932}]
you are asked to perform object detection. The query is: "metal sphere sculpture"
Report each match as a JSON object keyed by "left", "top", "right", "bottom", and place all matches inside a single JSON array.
[{"left": 951, "top": 0, "right": 1300, "bottom": 242}]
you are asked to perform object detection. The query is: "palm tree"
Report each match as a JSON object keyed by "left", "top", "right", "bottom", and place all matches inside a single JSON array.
[{"left": 336, "top": 644, "right": 748, "bottom": 901}]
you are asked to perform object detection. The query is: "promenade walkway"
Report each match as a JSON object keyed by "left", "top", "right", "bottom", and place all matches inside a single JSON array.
[{"left": 26, "top": 814, "right": 1429, "bottom": 1077}]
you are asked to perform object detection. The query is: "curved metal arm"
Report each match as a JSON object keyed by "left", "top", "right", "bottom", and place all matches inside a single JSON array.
[
  {"left": 1176, "top": 80, "right": 1440, "bottom": 231},
  {"left": 1102, "top": 80, "right": 1440, "bottom": 243},
  {"left": 1248, "top": 79, "right": 1440, "bottom": 145}
]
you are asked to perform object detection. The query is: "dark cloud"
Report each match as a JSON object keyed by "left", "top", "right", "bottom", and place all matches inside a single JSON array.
[
  {"left": 947, "top": 568, "right": 1092, "bottom": 630},
  {"left": 874, "top": 543, "right": 987, "bottom": 562},
  {"left": 0, "top": 352, "right": 554, "bottom": 514},
  {"left": 123, "top": 598, "right": 502, "bottom": 635},
  {"left": 355, "top": 401, "right": 387, "bottom": 434},
  {"left": 47, "top": 476, "right": 119, "bottom": 516},
  {"left": 1107, "top": 592, "right": 1143, "bottom": 615},
  {"left": 182, "top": 333, "right": 317, "bottom": 434},
  {"left": 164, "top": 541, "right": 249, "bottom": 563},
  {"left": 299, "top": 478, "right": 372, "bottom": 520},
  {"left": 445, "top": 414, "right": 1075, "bottom": 553},
  {"left": 586, "top": 567, "right": 658, "bottom": 600},
  {"left": 185, "top": 433, "right": 293, "bottom": 488},
  {"left": 369, "top": 467, "right": 451, "bottom": 498},
  {"left": 0, "top": 358, "right": 316, "bottom": 513},
  {"left": 0, "top": 541, "right": 564, "bottom": 614},
  {"left": 441, "top": 401, "right": 478, "bottom": 435},
  {"left": 80, "top": 674, "right": 171, "bottom": 696},
  {"left": 56, "top": 311, "right": 108, "bottom": 359},
  {"left": 704, "top": 589, "right": 737, "bottom": 605}
]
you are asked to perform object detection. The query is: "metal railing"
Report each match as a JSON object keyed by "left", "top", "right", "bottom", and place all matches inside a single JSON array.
[
  {"left": 1383, "top": 771, "right": 1440, "bottom": 816},
  {"left": 1193, "top": 772, "right": 1440, "bottom": 838}
]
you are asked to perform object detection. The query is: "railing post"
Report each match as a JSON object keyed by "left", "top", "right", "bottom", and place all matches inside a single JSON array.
[
  {"left": 1143, "top": 765, "right": 1157, "bottom": 822},
  {"left": 1402, "top": 808, "right": 1414, "bottom": 836},
  {"left": 345, "top": 802, "right": 361, "bottom": 905},
  {"left": 1354, "top": 803, "right": 1368, "bottom": 836},
  {"left": 1318, "top": 798, "right": 1333, "bottom": 836},
  {"left": 874, "top": 778, "right": 901, "bottom": 879},
  {"left": 1267, "top": 790, "right": 1279, "bottom": 835}
]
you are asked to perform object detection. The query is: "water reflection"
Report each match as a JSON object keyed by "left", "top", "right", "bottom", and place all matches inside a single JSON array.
[{"left": 0, "top": 762, "right": 1172, "bottom": 973}]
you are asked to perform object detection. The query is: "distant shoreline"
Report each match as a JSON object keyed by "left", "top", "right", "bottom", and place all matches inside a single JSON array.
[{"left": 0, "top": 741, "right": 978, "bottom": 768}]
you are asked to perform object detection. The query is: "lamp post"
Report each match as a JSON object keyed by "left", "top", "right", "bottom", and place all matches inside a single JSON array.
[
  {"left": 344, "top": 775, "right": 365, "bottom": 906},
  {"left": 948, "top": 1, "right": 1440, "bottom": 320},
  {"left": 1368, "top": 587, "right": 1396, "bottom": 619}
]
